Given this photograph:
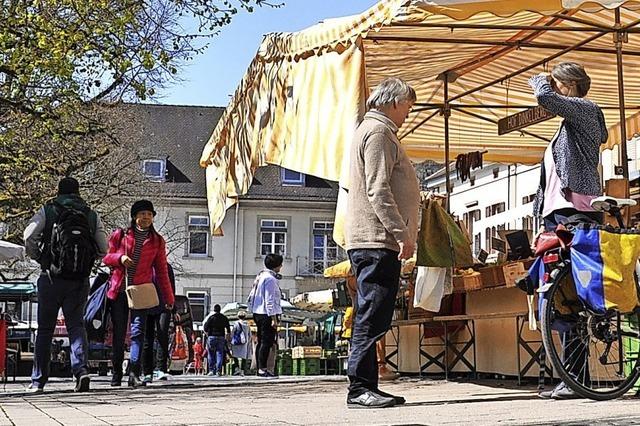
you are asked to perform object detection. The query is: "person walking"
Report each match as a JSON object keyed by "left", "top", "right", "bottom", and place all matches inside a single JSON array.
[
  {"left": 344, "top": 77, "right": 420, "bottom": 408},
  {"left": 23, "top": 177, "right": 109, "bottom": 393},
  {"left": 529, "top": 62, "right": 607, "bottom": 400},
  {"left": 202, "top": 304, "right": 230, "bottom": 376},
  {"left": 102, "top": 199, "right": 175, "bottom": 388},
  {"left": 231, "top": 310, "right": 251, "bottom": 375},
  {"left": 248, "top": 253, "right": 283, "bottom": 378},
  {"left": 142, "top": 263, "right": 176, "bottom": 384}
]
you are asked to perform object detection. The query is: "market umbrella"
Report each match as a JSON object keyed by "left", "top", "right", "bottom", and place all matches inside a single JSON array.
[{"left": 0, "top": 240, "right": 25, "bottom": 263}]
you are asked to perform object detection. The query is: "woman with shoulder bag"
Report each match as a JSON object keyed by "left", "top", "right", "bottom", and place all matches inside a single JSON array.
[{"left": 103, "top": 200, "right": 175, "bottom": 388}]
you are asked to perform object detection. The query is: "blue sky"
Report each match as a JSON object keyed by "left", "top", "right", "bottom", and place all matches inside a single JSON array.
[{"left": 160, "top": 0, "right": 378, "bottom": 107}]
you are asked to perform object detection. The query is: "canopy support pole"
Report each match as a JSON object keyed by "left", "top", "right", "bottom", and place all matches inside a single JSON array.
[
  {"left": 615, "top": 8, "right": 630, "bottom": 183},
  {"left": 443, "top": 75, "right": 451, "bottom": 213}
]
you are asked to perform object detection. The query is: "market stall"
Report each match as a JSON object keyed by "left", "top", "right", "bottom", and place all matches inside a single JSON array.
[{"left": 199, "top": 0, "right": 640, "bottom": 379}]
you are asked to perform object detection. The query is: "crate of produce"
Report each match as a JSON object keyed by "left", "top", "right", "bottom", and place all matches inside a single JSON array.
[
  {"left": 453, "top": 271, "right": 482, "bottom": 293},
  {"left": 292, "top": 346, "right": 322, "bottom": 359},
  {"left": 503, "top": 261, "right": 528, "bottom": 287},
  {"left": 292, "top": 358, "right": 320, "bottom": 376},
  {"left": 278, "top": 348, "right": 293, "bottom": 359},
  {"left": 479, "top": 265, "right": 506, "bottom": 289}
]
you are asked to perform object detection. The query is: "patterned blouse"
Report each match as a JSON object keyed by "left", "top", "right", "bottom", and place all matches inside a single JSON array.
[{"left": 528, "top": 74, "right": 608, "bottom": 217}]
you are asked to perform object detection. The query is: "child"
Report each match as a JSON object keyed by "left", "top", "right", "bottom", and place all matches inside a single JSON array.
[{"left": 193, "top": 337, "right": 206, "bottom": 375}]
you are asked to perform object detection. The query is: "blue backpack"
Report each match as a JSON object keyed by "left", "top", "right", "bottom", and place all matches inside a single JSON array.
[{"left": 231, "top": 321, "right": 246, "bottom": 345}]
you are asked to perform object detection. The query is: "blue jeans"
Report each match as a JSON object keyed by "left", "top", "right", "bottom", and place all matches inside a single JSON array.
[
  {"left": 128, "top": 309, "right": 148, "bottom": 376},
  {"left": 347, "top": 249, "right": 400, "bottom": 398},
  {"left": 32, "top": 273, "right": 89, "bottom": 387},
  {"left": 207, "top": 336, "right": 225, "bottom": 374}
]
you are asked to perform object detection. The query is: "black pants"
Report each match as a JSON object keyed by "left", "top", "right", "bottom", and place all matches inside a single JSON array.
[
  {"left": 142, "top": 310, "right": 171, "bottom": 375},
  {"left": 108, "top": 291, "right": 129, "bottom": 378},
  {"left": 32, "top": 274, "right": 89, "bottom": 387},
  {"left": 347, "top": 248, "right": 401, "bottom": 398},
  {"left": 254, "top": 314, "right": 275, "bottom": 371}
]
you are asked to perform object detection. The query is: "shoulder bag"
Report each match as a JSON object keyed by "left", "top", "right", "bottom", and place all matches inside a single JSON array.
[{"left": 123, "top": 230, "right": 159, "bottom": 310}]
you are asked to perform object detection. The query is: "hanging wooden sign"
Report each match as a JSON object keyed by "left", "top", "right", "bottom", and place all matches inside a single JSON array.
[{"left": 497, "top": 106, "right": 555, "bottom": 135}]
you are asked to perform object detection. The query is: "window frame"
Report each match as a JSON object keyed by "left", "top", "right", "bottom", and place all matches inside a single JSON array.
[
  {"left": 142, "top": 159, "right": 166, "bottom": 182},
  {"left": 187, "top": 214, "right": 210, "bottom": 257},
  {"left": 281, "top": 168, "right": 305, "bottom": 186},
  {"left": 259, "top": 218, "right": 288, "bottom": 257},
  {"left": 185, "top": 290, "right": 209, "bottom": 324},
  {"left": 311, "top": 220, "right": 340, "bottom": 275}
]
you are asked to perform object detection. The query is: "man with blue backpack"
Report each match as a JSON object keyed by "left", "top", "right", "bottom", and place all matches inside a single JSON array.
[{"left": 24, "top": 177, "right": 108, "bottom": 393}]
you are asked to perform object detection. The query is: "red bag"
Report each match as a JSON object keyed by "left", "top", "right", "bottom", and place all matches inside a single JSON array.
[
  {"left": 533, "top": 224, "right": 573, "bottom": 256},
  {"left": 171, "top": 326, "right": 188, "bottom": 361}
]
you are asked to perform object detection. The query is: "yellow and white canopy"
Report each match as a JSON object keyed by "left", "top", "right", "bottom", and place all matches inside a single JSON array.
[{"left": 200, "top": 0, "right": 640, "bottom": 234}]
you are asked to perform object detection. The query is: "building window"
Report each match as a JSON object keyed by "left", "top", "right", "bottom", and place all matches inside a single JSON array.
[
  {"left": 474, "top": 233, "right": 481, "bottom": 254},
  {"left": 260, "top": 219, "right": 287, "bottom": 256},
  {"left": 485, "top": 227, "right": 491, "bottom": 251},
  {"left": 522, "top": 193, "right": 536, "bottom": 205},
  {"left": 493, "top": 167, "right": 500, "bottom": 179},
  {"left": 143, "top": 159, "right": 166, "bottom": 181},
  {"left": 312, "top": 221, "right": 340, "bottom": 275},
  {"left": 188, "top": 215, "right": 209, "bottom": 257},
  {"left": 281, "top": 169, "right": 305, "bottom": 186},
  {"left": 186, "top": 291, "right": 208, "bottom": 323},
  {"left": 486, "top": 202, "right": 506, "bottom": 217}
]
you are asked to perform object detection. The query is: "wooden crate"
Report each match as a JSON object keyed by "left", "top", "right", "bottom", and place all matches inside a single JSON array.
[
  {"left": 453, "top": 273, "right": 482, "bottom": 293},
  {"left": 292, "top": 358, "right": 320, "bottom": 376},
  {"left": 292, "top": 346, "right": 322, "bottom": 359},
  {"left": 479, "top": 265, "right": 506, "bottom": 288},
  {"left": 503, "top": 262, "right": 528, "bottom": 288}
]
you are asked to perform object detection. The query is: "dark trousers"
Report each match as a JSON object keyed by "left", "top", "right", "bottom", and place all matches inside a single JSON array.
[
  {"left": 254, "top": 314, "right": 275, "bottom": 371},
  {"left": 143, "top": 310, "right": 171, "bottom": 375},
  {"left": 543, "top": 207, "right": 602, "bottom": 232},
  {"left": 108, "top": 291, "right": 129, "bottom": 378},
  {"left": 32, "top": 273, "right": 89, "bottom": 387},
  {"left": 347, "top": 248, "right": 401, "bottom": 397}
]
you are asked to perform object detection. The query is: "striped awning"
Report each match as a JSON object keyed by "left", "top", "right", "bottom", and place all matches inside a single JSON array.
[{"left": 200, "top": 0, "right": 640, "bottom": 233}]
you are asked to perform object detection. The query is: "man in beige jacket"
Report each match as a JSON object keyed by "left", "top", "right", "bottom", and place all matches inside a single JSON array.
[{"left": 344, "top": 77, "right": 420, "bottom": 409}]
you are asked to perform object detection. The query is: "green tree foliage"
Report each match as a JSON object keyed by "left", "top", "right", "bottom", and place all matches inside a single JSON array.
[{"left": 0, "top": 0, "right": 278, "bottom": 241}]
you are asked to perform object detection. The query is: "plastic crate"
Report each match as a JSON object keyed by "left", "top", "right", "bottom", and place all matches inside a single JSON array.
[
  {"left": 292, "top": 358, "right": 320, "bottom": 375},
  {"left": 277, "top": 358, "right": 293, "bottom": 376}
]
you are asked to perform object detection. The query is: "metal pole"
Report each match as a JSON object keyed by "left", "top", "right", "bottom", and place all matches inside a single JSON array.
[
  {"left": 443, "top": 75, "right": 451, "bottom": 213},
  {"left": 615, "top": 8, "right": 630, "bottom": 182},
  {"left": 233, "top": 200, "right": 239, "bottom": 302}
]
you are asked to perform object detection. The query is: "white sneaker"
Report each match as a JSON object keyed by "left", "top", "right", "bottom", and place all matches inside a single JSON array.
[
  {"left": 154, "top": 370, "right": 171, "bottom": 381},
  {"left": 27, "top": 383, "right": 44, "bottom": 394}
]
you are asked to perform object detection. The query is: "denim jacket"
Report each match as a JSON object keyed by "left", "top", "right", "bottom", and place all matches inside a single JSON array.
[{"left": 528, "top": 74, "right": 608, "bottom": 217}]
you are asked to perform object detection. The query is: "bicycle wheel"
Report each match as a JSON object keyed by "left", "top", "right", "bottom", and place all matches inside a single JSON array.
[{"left": 540, "top": 260, "right": 640, "bottom": 400}]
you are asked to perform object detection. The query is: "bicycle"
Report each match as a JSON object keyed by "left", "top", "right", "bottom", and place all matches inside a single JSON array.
[{"left": 538, "top": 195, "right": 640, "bottom": 400}]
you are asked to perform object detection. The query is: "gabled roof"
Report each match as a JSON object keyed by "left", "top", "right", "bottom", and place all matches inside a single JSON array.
[
  {"left": 124, "top": 103, "right": 337, "bottom": 201},
  {"left": 243, "top": 166, "right": 338, "bottom": 202},
  {"left": 124, "top": 103, "right": 224, "bottom": 199}
]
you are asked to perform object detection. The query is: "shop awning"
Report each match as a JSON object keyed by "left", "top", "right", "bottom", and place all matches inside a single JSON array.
[{"left": 200, "top": 0, "right": 640, "bottom": 235}]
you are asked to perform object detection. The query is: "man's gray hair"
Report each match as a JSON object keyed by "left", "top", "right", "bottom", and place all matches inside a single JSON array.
[{"left": 366, "top": 77, "right": 417, "bottom": 110}]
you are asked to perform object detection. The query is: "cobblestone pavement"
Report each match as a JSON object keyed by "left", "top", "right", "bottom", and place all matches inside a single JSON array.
[{"left": 2, "top": 375, "right": 640, "bottom": 425}]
